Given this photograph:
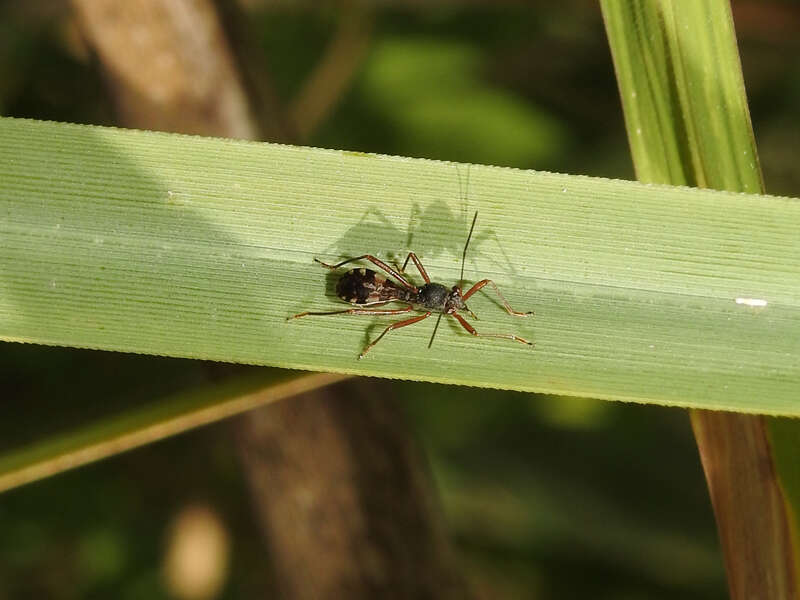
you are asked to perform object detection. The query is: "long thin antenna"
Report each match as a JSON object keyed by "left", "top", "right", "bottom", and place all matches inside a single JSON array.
[
  {"left": 460, "top": 211, "right": 478, "bottom": 287},
  {"left": 428, "top": 312, "right": 444, "bottom": 348}
]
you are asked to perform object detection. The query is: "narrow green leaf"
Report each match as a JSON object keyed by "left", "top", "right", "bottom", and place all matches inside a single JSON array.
[
  {"left": 0, "top": 369, "right": 346, "bottom": 492},
  {"left": 0, "top": 117, "right": 798, "bottom": 414},
  {"left": 602, "top": 0, "right": 762, "bottom": 190}
]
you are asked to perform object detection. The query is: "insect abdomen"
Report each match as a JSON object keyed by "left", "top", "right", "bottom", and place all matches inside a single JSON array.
[{"left": 336, "top": 268, "right": 407, "bottom": 305}]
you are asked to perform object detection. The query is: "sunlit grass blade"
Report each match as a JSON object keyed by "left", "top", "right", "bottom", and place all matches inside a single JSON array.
[
  {"left": 0, "top": 117, "right": 799, "bottom": 414},
  {"left": 0, "top": 369, "right": 346, "bottom": 493}
]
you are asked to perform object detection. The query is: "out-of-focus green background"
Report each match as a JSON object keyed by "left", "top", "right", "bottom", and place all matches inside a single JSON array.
[{"left": 2, "top": 1, "right": 798, "bottom": 598}]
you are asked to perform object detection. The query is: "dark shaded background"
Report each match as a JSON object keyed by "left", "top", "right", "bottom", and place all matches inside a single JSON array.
[{"left": 1, "top": 1, "right": 798, "bottom": 598}]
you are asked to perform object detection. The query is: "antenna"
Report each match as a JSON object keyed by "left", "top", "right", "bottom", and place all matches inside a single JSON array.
[
  {"left": 431, "top": 167, "right": 477, "bottom": 350},
  {"left": 427, "top": 313, "right": 444, "bottom": 348},
  {"left": 460, "top": 211, "right": 478, "bottom": 288}
]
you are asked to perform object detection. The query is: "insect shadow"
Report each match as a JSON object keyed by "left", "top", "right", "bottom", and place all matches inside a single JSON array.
[{"left": 323, "top": 199, "right": 517, "bottom": 284}]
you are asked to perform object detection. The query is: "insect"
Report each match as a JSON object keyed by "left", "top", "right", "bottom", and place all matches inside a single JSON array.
[{"left": 288, "top": 211, "right": 534, "bottom": 359}]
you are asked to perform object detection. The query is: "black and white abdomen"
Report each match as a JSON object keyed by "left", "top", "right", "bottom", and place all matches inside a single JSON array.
[{"left": 336, "top": 268, "right": 408, "bottom": 305}]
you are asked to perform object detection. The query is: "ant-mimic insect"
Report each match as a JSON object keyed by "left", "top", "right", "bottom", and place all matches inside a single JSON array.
[{"left": 288, "top": 210, "right": 534, "bottom": 359}]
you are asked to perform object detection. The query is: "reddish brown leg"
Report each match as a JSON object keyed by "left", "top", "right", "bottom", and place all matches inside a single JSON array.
[
  {"left": 451, "top": 312, "right": 533, "bottom": 346},
  {"left": 461, "top": 279, "right": 533, "bottom": 316},
  {"left": 359, "top": 312, "right": 432, "bottom": 359},
  {"left": 288, "top": 304, "right": 412, "bottom": 320},
  {"left": 399, "top": 252, "right": 431, "bottom": 284},
  {"left": 315, "top": 256, "right": 417, "bottom": 291}
]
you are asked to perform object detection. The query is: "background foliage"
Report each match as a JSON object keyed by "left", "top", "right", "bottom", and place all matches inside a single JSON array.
[{"left": 2, "top": 1, "right": 799, "bottom": 598}]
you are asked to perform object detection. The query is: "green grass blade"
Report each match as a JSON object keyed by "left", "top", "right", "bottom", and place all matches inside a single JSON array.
[
  {"left": 1, "top": 117, "right": 799, "bottom": 414},
  {"left": 0, "top": 369, "right": 346, "bottom": 492},
  {"left": 602, "top": 0, "right": 762, "bottom": 190}
]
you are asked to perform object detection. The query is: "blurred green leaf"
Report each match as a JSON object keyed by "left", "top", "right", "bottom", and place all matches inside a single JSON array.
[{"left": 360, "top": 38, "right": 567, "bottom": 166}]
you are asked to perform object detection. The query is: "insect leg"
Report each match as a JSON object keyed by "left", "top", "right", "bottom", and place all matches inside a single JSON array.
[
  {"left": 359, "top": 312, "right": 432, "bottom": 359},
  {"left": 399, "top": 252, "right": 431, "bottom": 284},
  {"left": 288, "top": 303, "right": 412, "bottom": 320},
  {"left": 461, "top": 279, "right": 534, "bottom": 316},
  {"left": 314, "top": 256, "right": 417, "bottom": 290},
  {"left": 451, "top": 312, "right": 533, "bottom": 346}
]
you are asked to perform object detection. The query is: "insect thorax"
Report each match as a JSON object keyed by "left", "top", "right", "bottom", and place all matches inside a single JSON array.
[
  {"left": 336, "top": 268, "right": 411, "bottom": 304},
  {"left": 416, "top": 283, "right": 451, "bottom": 310}
]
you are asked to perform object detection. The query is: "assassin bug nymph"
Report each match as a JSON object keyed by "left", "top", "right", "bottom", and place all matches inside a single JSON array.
[{"left": 288, "top": 212, "right": 534, "bottom": 359}]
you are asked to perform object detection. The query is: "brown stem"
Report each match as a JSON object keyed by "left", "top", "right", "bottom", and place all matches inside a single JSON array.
[
  {"left": 71, "top": 0, "right": 259, "bottom": 138},
  {"left": 288, "top": 4, "right": 374, "bottom": 140},
  {"left": 691, "top": 411, "right": 798, "bottom": 599},
  {"left": 237, "top": 380, "right": 473, "bottom": 600}
]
